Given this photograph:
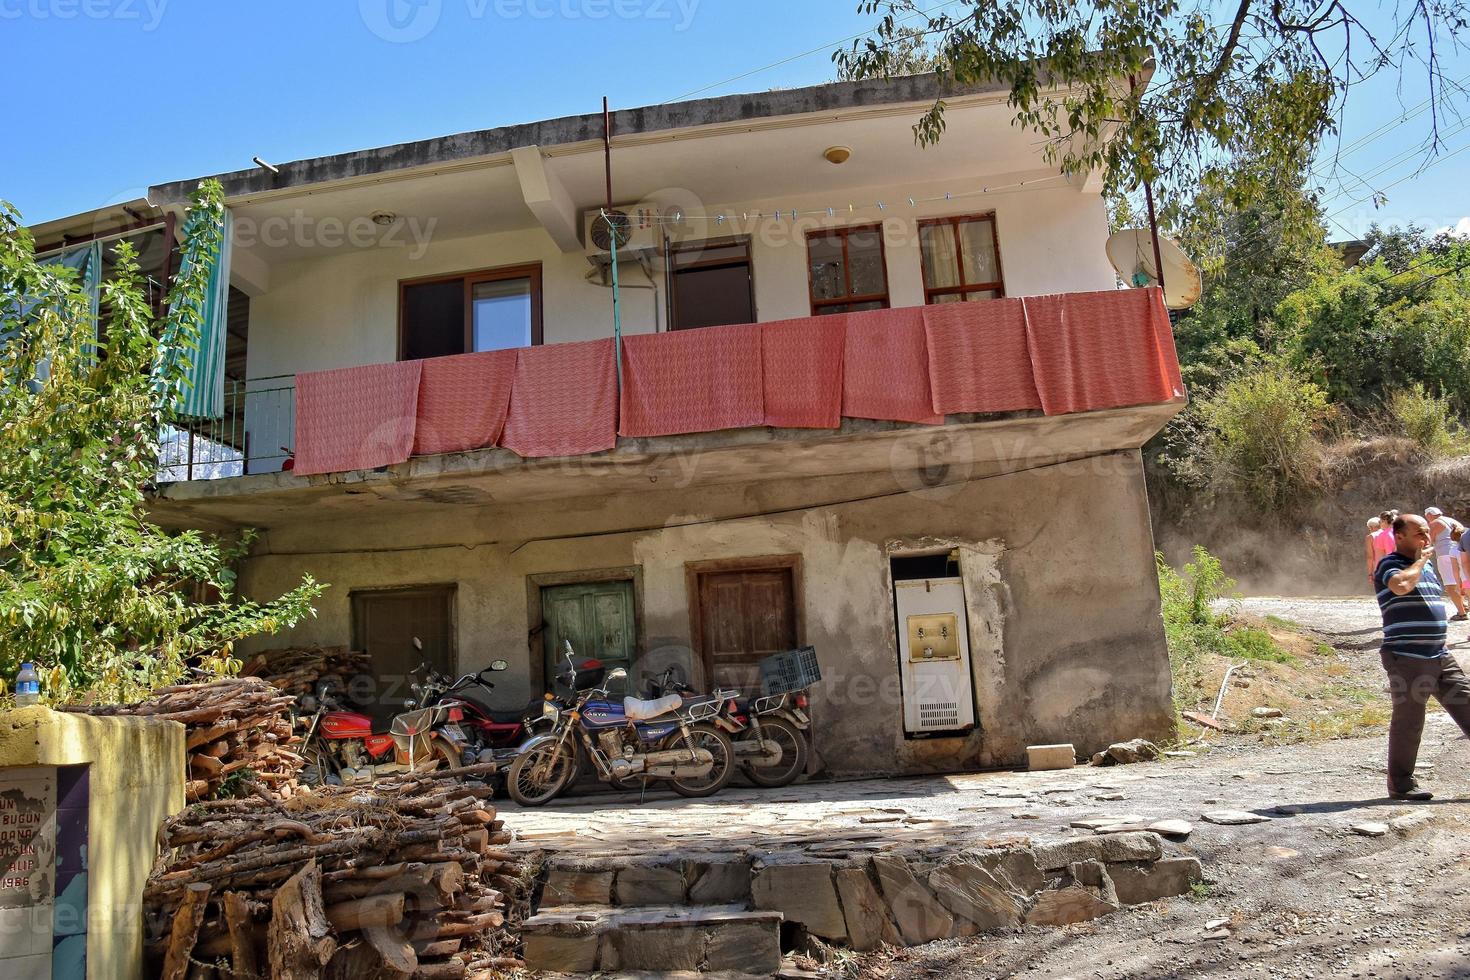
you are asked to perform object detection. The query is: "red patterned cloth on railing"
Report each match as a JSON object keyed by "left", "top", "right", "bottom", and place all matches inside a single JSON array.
[
  {"left": 761, "top": 315, "right": 845, "bottom": 429},
  {"left": 287, "top": 290, "right": 1184, "bottom": 476},
  {"left": 412, "top": 349, "right": 517, "bottom": 456},
  {"left": 501, "top": 337, "right": 618, "bottom": 458},
  {"left": 840, "top": 307, "right": 944, "bottom": 424},
  {"left": 1022, "top": 287, "right": 1184, "bottom": 416},
  {"left": 293, "top": 361, "right": 423, "bottom": 476},
  {"left": 619, "top": 323, "right": 764, "bottom": 437},
  {"left": 922, "top": 298, "right": 1042, "bottom": 415}
]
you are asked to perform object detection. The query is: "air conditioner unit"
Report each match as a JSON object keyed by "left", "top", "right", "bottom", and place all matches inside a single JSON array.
[{"left": 583, "top": 203, "right": 664, "bottom": 262}]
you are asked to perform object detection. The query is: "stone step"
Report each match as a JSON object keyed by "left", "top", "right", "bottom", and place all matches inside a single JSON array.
[{"left": 523, "top": 903, "right": 784, "bottom": 975}]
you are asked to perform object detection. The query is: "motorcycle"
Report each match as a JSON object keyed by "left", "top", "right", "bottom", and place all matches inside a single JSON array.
[
  {"left": 295, "top": 638, "right": 510, "bottom": 786},
  {"left": 505, "top": 643, "right": 737, "bottom": 806},
  {"left": 403, "top": 658, "right": 535, "bottom": 764},
  {"left": 296, "top": 675, "right": 464, "bottom": 785},
  {"left": 644, "top": 665, "right": 812, "bottom": 788}
]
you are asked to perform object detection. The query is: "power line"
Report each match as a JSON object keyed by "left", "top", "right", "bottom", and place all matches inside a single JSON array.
[{"left": 665, "top": 0, "right": 965, "bottom": 104}]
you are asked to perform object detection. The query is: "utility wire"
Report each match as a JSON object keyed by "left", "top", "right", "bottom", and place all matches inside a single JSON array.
[{"left": 665, "top": 0, "right": 965, "bottom": 104}]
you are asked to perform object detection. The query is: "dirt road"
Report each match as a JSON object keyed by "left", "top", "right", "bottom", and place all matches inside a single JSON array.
[{"left": 856, "top": 597, "right": 1470, "bottom": 980}]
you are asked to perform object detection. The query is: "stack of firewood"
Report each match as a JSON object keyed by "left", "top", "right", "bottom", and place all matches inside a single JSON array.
[
  {"left": 64, "top": 677, "right": 305, "bottom": 801},
  {"left": 242, "top": 644, "right": 373, "bottom": 699},
  {"left": 146, "top": 763, "right": 526, "bottom": 979}
]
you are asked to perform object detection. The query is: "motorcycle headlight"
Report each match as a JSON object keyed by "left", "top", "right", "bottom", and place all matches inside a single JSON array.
[{"left": 542, "top": 701, "right": 560, "bottom": 721}]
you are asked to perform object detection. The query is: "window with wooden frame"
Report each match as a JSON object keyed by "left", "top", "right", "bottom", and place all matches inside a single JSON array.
[
  {"left": 398, "top": 263, "right": 543, "bottom": 360},
  {"left": 918, "top": 213, "right": 1005, "bottom": 303},
  {"left": 805, "top": 224, "right": 890, "bottom": 315}
]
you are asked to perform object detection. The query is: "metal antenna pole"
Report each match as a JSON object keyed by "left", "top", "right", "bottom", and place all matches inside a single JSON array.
[
  {"left": 603, "top": 97, "right": 622, "bottom": 391},
  {"left": 1143, "top": 175, "right": 1167, "bottom": 299}
]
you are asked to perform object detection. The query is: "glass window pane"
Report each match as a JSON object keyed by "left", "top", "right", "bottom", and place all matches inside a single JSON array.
[
  {"left": 847, "top": 229, "right": 886, "bottom": 296},
  {"left": 808, "top": 235, "right": 846, "bottom": 301},
  {"left": 920, "top": 225, "right": 960, "bottom": 289},
  {"left": 673, "top": 241, "right": 749, "bottom": 268},
  {"left": 959, "top": 218, "right": 999, "bottom": 285},
  {"left": 931, "top": 292, "right": 965, "bottom": 304},
  {"left": 844, "top": 300, "right": 886, "bottom": 313},
  {"left": 964, "top": 288, "right": 1001, "bottom": 301},
  {"left": 471, "top": 277, "right": 532, "bottom": 352}
]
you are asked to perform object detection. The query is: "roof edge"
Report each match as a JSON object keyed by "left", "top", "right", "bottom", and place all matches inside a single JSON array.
[{"left": 146, "top": 72, "right": 1023, "bottom": 206}]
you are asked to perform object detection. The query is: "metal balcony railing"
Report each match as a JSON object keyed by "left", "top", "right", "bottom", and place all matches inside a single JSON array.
[{"left": 156, "top": 375, "right": 296, "bottom": 482}]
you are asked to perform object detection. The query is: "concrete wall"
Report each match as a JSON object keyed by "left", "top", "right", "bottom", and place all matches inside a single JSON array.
[
  {"left": 237, "top": 449, "right": 1173, "bottom": 774},
  {"left": 0, "top": 708, "right": 185, "bottom": 980}
]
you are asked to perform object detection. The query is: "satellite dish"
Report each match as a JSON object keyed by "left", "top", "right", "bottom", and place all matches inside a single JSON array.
[{"left": 1106, "top": 229, "right": 1202, "bottom": 310}]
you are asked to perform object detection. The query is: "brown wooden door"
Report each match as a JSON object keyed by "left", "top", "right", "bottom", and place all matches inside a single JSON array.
[
  {"left": 352, "top": 587, "right": 455, "bottom": 708},
  {"left": 698, "top": 567, "right": 797, "bottom": 690}
]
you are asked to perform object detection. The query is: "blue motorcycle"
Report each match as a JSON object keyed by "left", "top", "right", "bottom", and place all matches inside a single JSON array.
[{"left": 505, "top": 643, "right": 737, "bottom": 806}]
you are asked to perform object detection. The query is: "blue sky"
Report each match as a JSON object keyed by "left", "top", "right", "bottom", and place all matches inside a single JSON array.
[{"left": 3, "top": 0, "right": 1466, "bottom": 239}]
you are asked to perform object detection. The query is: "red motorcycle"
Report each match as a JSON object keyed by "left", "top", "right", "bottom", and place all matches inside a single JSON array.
[
  {"left": 412, "top": 656, "right": 609, "bottom": 764},
  {"left": 295, "top": 653, "right": 511, "bottom": 786},
  {"left": 295, "top": 680, "right": 461, "bottom": 786}
]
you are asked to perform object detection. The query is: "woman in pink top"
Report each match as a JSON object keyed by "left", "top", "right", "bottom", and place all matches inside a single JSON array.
[{"left": 1369, "top": 510, "right": 1398, "bottom": 588}]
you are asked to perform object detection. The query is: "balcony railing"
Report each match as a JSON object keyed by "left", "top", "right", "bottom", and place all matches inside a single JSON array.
[
  {"left": 157, "top": 375, "right": 296, "bottom": 482},
  {"left": 155, "top": 289, "right": 1182, "bottom": 484}
]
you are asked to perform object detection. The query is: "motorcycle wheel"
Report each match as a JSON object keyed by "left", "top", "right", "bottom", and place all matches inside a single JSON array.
[
  {"left": 666, "top": 723, "right": 736, "bottom": 798},
  {"left": 506, "top": 743, "right": 575, "bottom": 807},
  {"left": 299, "top": 746, "right": 339, "bottom": 787},
  {"left": 740, "top": 717, "right": 809, "bottom": 788}
]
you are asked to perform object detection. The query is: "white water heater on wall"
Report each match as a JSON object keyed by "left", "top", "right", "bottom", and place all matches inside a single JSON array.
[{"left": 895, "top": 577, "right": 976, "bottom": 735}]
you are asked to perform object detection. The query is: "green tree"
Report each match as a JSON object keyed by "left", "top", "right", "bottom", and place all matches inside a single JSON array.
[
  {"left": 836, "top": 23, "right": 946, "bottom": 79},
  {"left": 0, "top": 181, "right": 323, "bottom": 704},
  {"left": 1174, "top": 152, "right": 1338, "bottom": 357},
  {"left": 1276, "top": 239, "right": 1470, "bottom": 413},
  {"left": 837, "top": 1, "right": 1468, "bottom": 219}
]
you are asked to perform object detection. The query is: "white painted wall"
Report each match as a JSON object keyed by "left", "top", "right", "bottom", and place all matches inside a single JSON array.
[
  {"left": 239, "top": 176, "right": 1115, "bottom": 469},
  {"left": 244, "top": 178, "right": 1113, "bottom": 378}
]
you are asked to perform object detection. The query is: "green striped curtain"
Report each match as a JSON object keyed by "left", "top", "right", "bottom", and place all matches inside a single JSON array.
[{"left": 168, "top": 208, "right": 232, "bottom": 419}]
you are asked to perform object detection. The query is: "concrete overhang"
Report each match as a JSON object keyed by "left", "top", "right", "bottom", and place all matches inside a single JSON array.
[
  {"left": 147, "top": 399, "right": 1184, "bottom": 534},
  {"left": 147, "top": 73, "right": 1051, "bottom": 208}
]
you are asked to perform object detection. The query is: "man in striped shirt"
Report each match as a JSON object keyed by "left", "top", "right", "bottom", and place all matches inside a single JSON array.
[{"left": 1374, "top": 513, "right": 1470, "bottom": 800}]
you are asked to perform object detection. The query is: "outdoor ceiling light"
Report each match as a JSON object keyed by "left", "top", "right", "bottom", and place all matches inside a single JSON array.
[
  {"left": 823, "top": 145, "right": 853, "bottom": 165},
  {"left": 371, "top": 212, "right": 398, "bottom": 226}
]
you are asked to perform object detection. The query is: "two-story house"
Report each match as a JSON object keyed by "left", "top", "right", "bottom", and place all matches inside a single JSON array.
[{"left": 33, "top": 73, "right": 1185, "bottom": 776}]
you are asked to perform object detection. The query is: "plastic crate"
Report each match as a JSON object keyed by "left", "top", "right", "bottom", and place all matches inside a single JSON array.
[{"left": 759, "top": 646, "right": 822, "bottom": 695}]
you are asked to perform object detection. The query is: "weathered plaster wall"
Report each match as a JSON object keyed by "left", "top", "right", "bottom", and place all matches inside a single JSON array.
[
  {"left": 237, "top": 450, "right": 1172, "bottom": 774},
  {"left": 0, "top": 708, "right": 185, "bottom": 980}
]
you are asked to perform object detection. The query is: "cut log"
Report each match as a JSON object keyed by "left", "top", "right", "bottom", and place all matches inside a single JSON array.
[
  {"left": 324, "top": 892, "right": 406, "bottom": 931},
  {"left": 324, "top": 940, "right": 413, "bottom": 980},
  {"left": 161, "top": 882, "right": 212, "bottom": 980},
  {"left": 411, "top": 960, "right": 467, "bottom": 979},
  {"left": 222, "top": 891, "right": 263, "bottom": 980},
  {"left": 363, "top": 925, "right": 419, "bottom": 975},
  {"left": 431, "top": 911, "right": 504, "bottom": 938},
  {"left": 269, "top": 860, "right": 337, "bottom": 980}
]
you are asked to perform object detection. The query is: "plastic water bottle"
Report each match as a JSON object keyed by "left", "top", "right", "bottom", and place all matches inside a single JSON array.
[{"left": 15, "top": 663, "right": 40, "bottom": 706}]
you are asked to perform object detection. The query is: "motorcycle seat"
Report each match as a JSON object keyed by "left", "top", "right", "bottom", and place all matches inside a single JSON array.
[
  {"left": 623, "top": 693, "right": 682, "bottom": 721},
  {"left": 482, "top": 708, "right": 524, "bottom": 725}
]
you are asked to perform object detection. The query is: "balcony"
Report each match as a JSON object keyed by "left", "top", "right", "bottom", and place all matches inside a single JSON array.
[
  {"left": 152, "top": 289, "right": 1185, "bottom": 508},
  {"left": 158, "top": 375, "right": 296, "bottom": 481}
]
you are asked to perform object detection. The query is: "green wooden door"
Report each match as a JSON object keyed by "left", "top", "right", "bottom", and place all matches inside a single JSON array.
[{"left": 541, "top": 580, "right": 636, "bottom": 689}]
